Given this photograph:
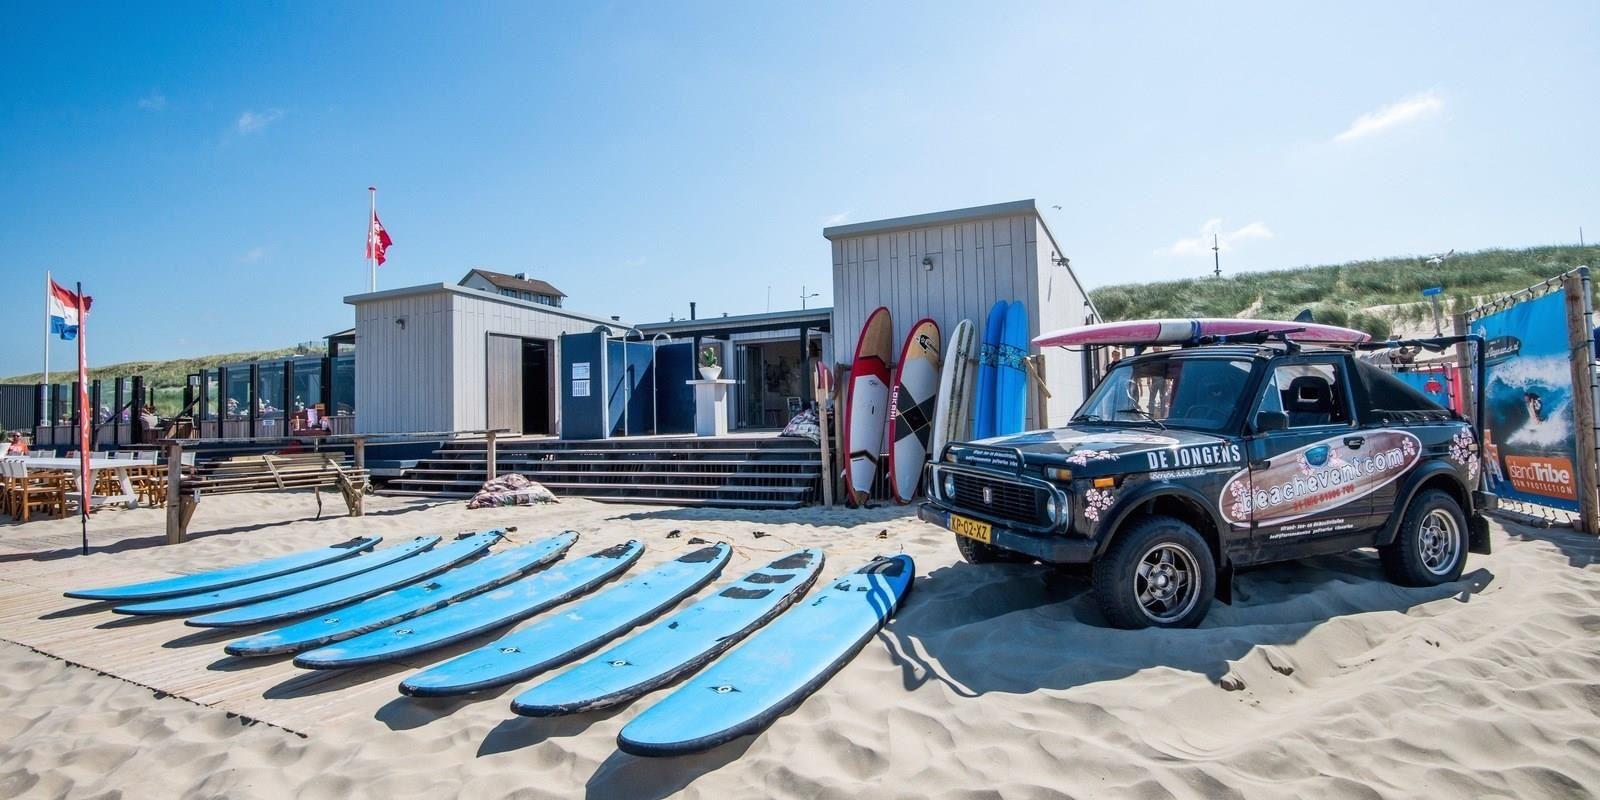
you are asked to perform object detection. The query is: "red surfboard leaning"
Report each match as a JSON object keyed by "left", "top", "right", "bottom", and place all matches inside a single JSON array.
[{"left": 844, "top": 307, "right": 893, "bottom": 506}]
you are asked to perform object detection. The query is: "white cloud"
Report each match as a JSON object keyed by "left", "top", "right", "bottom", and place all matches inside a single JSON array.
[
  {"left": 823, "top": 211, "right": 850, "bottom": 226},
  {"left": 1334, "top": 91, "right": 1442, "bottom": 143},
  {"left": 236, "top": 109, "right": 284, "bottom": 134},
  {"left": 1159, "top": 219, "right": 1274, "bottom": 257},
  {"left": 240, "top": 247, "right": 267, "bottom": 263},
  {"left": 138, "top": 92, "right": 166, "bottom": 111}
]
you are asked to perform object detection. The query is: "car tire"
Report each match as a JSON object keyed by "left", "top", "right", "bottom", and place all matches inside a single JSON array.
[
  {"left": 954, "top": 534, "right": 1031, "bottom": 564},
  {"left": 1380, "top": 489, "right": 1468, "bottom": 586},
  {"left": 1092, "top": 515, "right": 1215, "bottom": 629}
]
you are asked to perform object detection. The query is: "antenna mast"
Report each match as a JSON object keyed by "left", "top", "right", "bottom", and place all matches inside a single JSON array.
[{"left": 1212, "top": 233, "right": 1221, "bottom": 278}]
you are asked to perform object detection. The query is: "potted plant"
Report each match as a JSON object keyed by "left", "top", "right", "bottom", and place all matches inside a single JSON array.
[{"left": 699, "top": 346, "right": 722, "bottom": 380}]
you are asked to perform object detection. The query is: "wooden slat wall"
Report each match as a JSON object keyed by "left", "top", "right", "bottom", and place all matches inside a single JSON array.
[
  {"left": 830, "top": 211, "right": 1091, "bottom": 428},
  {"left": 484, "top": 334, "right": 524, "bottom": 433},
  {"left": 354, "top": 292, "right": 454, "bottom": 434},
  {"left": 447, "top": 293, "right": 616, "bottom": 432}
]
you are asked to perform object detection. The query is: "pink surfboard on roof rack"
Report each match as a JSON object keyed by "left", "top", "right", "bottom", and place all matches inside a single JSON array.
[{"left": 1033, "top": 317, "right": 1371, "bottom": 348}]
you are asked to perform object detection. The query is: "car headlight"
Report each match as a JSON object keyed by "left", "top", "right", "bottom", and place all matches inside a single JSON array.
[
  {"left": 1045, "top": 494, "right": 1060, "bottom": 523},
  {"left": 941, "top": 472, "right": 956, "bottom": 500}
]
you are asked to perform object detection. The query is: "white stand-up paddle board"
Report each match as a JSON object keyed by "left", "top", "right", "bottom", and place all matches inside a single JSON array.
[{"left": 887, "top": 318, "right": 941, "bottom": 504}]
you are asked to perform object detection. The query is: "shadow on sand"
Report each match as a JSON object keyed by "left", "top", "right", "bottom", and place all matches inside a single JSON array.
[{"left": 879, "top": 551, "right": 1494, "bottom": 698}]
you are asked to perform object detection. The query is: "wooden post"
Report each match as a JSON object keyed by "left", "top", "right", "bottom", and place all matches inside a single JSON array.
[
  {"left": 1563, "top": 271, "right": 1600, "bottom": 534},
  {"left": 812, "top": 366, "right": 834, "bottom": 507},
  {"left": 486, "top": 430, "right": 498, "bottom": 481},
  {"left": 164, "top": 441, "right": 184, "bottom": 544},
  {"left": 352, "top": 436, "right": 366, "bottom": 473}
]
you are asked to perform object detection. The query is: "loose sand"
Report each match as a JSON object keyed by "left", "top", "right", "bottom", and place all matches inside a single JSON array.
[{"left": 1, "top": 491, "right": 1598, "bottom": 799}]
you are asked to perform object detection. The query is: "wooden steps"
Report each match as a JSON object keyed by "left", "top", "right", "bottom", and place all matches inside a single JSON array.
[{"left": 387, "top": 435, "right": 822, "bottom": 509}]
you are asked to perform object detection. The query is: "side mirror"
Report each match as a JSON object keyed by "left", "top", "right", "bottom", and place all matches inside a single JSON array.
[{"left": 1254, "top": 411, "right": 1288, "bottom": 433}]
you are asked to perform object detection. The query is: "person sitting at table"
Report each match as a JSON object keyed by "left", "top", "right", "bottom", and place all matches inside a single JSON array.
[
  {"left": 139, "top": 405, "right": 162, "bottom": 443},
  {"left": 6, "top": 431, "right": 28, "bottom": 455}
]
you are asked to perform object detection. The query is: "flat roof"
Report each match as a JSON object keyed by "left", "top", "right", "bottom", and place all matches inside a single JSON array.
[
  {"left": 822, "top": 199, "right": 1038, "bottom": 240},
  {"left": 637, "top": 307, "right": 832, "bottom": 338},
  {"left": 344, "top": 283, "right": 627, "bottom": 328}
]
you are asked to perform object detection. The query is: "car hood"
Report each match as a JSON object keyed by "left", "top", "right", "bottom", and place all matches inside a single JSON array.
[{"left": 946, "top": 425, "right": 1243, "bottom": 477}]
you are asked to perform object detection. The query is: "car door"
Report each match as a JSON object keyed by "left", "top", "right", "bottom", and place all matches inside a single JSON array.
[{"left": 1244, "top": 356, "right": 1380, "bottom": 548}]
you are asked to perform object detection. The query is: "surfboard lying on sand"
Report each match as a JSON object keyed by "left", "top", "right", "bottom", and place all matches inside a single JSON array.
[
  {"left": 295, "top": 540, "right": 643, "bottom": 670},
  {"left": 996, "top": 300, "right": 1029, "bottom": 436},
  {"left": 187, "top": 530, "right": 503, "bottom": 628},
  {"left": 888, "top": 318, "right": 941, "bottom": 504},
  {"left": 399, "top": 543, "right": 733, "bottom": 697},
  {"left": 617, "top": 554, "right": 915, "bottom": 757},
  {"left": 511, "top": 548, "right": 824, "bottom": 716},
  {"left": 844, "top": 306, "right": 893, "bottom": 506},
  {"left": 1033, "top": 317, "right": 1372, "bottom": 348},
  {"left": 930, "top": 318, "right": 976, "bottom": 463},
  {"left": 65, "top": 537, "right": 381, "bottom": 602},
  {"left": 225, "top": 532, "right": 579, "bottom": 657},
  {"left": 114, "top": 537, "right": 438, "bottom": 617},
  {"left": 973, "top": 300, "right": 1008, "bottom": 440}
]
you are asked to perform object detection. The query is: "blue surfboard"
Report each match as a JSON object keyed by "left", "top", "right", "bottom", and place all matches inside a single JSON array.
[
  {"left": 996, "top": 299, "right": 1029, "bottom": 435},
  {"left": 511, "top": 548, "right": 823, "bottom": 716},
  {"left": 186, "top": 530, "right": 503, "bottom": 628},
  {"left": 65, "top": 537, "right": 380, "bottom": 602},
  {"left": 400, "top": 543, "right": 732, "bottom": 698},
  {"left": 295, "top": 540, "right": 644, "bottom": 670},
  {"left": 973, "top": 300, "right": 1008, "bottom": 440},
  {"left": 617, "top": 554, "right": 914, "bottom": 757},
  {"left": 114, "top": 537, "right": 437, "bottom": 617},
  {"left": 225, "top": 532, "right": 578, "bottom": 657}
]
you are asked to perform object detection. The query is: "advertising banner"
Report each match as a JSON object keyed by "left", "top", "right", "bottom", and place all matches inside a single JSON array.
[{"left": 1471, "top": 291, "right": 1581, "bottom": 511}]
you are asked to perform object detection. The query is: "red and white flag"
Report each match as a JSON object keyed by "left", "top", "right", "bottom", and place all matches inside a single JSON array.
[{"left": 366, "top": 211, "right": 393, "bottom": 265}]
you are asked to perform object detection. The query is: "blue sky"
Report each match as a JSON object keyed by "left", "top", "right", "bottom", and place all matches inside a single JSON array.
[{"left": 2, "top": 2, "right": 1596, "bottom": 377}]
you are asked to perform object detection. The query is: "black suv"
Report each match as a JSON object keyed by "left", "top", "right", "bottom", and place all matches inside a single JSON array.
[{"left": 919, "top": 337, "right": 1496, "bottom": 629}]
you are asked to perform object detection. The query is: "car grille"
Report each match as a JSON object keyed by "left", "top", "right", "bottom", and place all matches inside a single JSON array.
[{"left": 947, "top": 471, "right": 1047, "bottom": 527}]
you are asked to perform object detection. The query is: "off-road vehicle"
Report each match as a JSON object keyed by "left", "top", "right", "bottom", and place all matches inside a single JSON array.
[{"left": 919, "top": 333, "right": 1495, "bottom": 628}]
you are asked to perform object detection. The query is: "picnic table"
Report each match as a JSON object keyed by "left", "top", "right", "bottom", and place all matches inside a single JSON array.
[{"left": 21, "top": 456, "right": 157, "bottom": 510}]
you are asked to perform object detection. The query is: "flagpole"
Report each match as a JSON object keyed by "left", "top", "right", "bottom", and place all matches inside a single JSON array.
[
  {"left": 368, "top": 186, "right": 377, "bottom": 293},
  {"left": 76, "top": 281, "right": 89, "bottom": 556},
  {"left": 43, "top": 271, "right": 51, "bottom": 415}
]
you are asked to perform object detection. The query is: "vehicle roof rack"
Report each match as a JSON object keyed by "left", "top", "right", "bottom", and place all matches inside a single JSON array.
[{"left": 1184, "top": 328, "right": 1303, "bottom": 353}]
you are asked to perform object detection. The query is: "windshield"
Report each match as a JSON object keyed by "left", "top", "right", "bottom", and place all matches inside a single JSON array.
[{"left": 1075, "top": 356, "right": 1254, "bottom": 432}]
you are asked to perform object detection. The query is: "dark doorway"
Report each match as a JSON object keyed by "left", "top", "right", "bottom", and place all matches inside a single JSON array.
[{"left": 522, "top": 339, "right": 550, "bottom": 434}]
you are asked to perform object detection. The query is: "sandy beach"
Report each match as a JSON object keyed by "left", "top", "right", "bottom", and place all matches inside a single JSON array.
[{"left": 2, "top": 491, "right": 1598, "bottom": 799}]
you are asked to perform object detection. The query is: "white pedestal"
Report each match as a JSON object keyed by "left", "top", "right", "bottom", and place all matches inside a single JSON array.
[{"left": 686, "top": 379, "right": 735, "bottom": 437}]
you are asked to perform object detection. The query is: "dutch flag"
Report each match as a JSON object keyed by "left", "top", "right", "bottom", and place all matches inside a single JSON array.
[{"left": 49, "top": 279, "right": 91, "bottom": 340}]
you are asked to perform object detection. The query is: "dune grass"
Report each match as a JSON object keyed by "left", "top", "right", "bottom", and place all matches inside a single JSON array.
[{"left": 1089, "top": 245, "right": 1599, "bottom": 338}]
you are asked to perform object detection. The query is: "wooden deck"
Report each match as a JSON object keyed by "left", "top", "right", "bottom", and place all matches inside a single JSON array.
[{"left": 0, "top": 494, "right": 542, "bottom": 737}]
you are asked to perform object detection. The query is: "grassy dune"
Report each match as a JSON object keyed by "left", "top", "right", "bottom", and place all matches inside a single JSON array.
[{"left": 1089, "top": 245, "right": 1600, "bottom": 338}]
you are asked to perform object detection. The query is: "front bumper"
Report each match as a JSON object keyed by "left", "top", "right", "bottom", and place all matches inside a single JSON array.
[{"left": 918, "top": 502, "right": 1097, "bottom": 564}]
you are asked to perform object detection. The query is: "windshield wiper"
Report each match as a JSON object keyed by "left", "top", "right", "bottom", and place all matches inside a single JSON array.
[
  {"left": 1072, "top": 413, "right": 1109, "bottom": 424},
  {"left": 1116, "top": 407, "right": 1167, "bottom": 430}
]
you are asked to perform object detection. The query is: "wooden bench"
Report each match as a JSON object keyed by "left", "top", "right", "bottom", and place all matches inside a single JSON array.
[{"left": 167, "top": 452, "right": 369, "bottom": 542}]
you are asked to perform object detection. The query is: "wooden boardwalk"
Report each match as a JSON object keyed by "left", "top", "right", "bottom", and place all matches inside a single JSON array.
[{"left": 0, "top": 495, "right": 516, "bottom": 737}]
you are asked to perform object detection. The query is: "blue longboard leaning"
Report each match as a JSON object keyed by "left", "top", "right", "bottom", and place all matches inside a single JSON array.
[
  {"left": 617, "top": 554, "right": 915, "bottom": 757},
  {"left": 295, "top": 540, "right": 644, "bottom": 670},
  {"left": 512, "top": 548, "right": 824, "bottom": 717},
  {"left": 65, "top": 537, "right": 380, "bottom": 602},
  {"left": 973, "top": 300, "right": 1008, "bottom": 440},
  {"left": 187, "top": 530, "right": 504, "bottom": 628},
  {"left": 114, "top": 537, "right": 437, "bottom": 617},
  {"left": 226, "top": 532, "right": 578, "bottom": 657},
  {"left": 996, "top": 299, "right": 1029, "bottom": 436},
  {"left": 400, "top": 543, "right": 733, "bottom": 698}
]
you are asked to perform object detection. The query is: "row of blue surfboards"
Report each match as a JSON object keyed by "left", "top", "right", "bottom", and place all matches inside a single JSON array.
[
  {"left": 974, "top": 298, "right": 1030, "bottom": 440},
  {"left": 65, "top": 531, "right": 914, "bottom": 757}
]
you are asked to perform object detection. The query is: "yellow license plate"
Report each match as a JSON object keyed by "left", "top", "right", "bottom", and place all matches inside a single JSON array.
[{"left": 950, "top": 514, "right": 992, "bottom": 544}]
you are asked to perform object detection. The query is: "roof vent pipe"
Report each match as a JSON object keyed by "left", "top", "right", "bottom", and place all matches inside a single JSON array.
[{"left": 690, "top": 302, "right": 697, "bottom": 320}]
